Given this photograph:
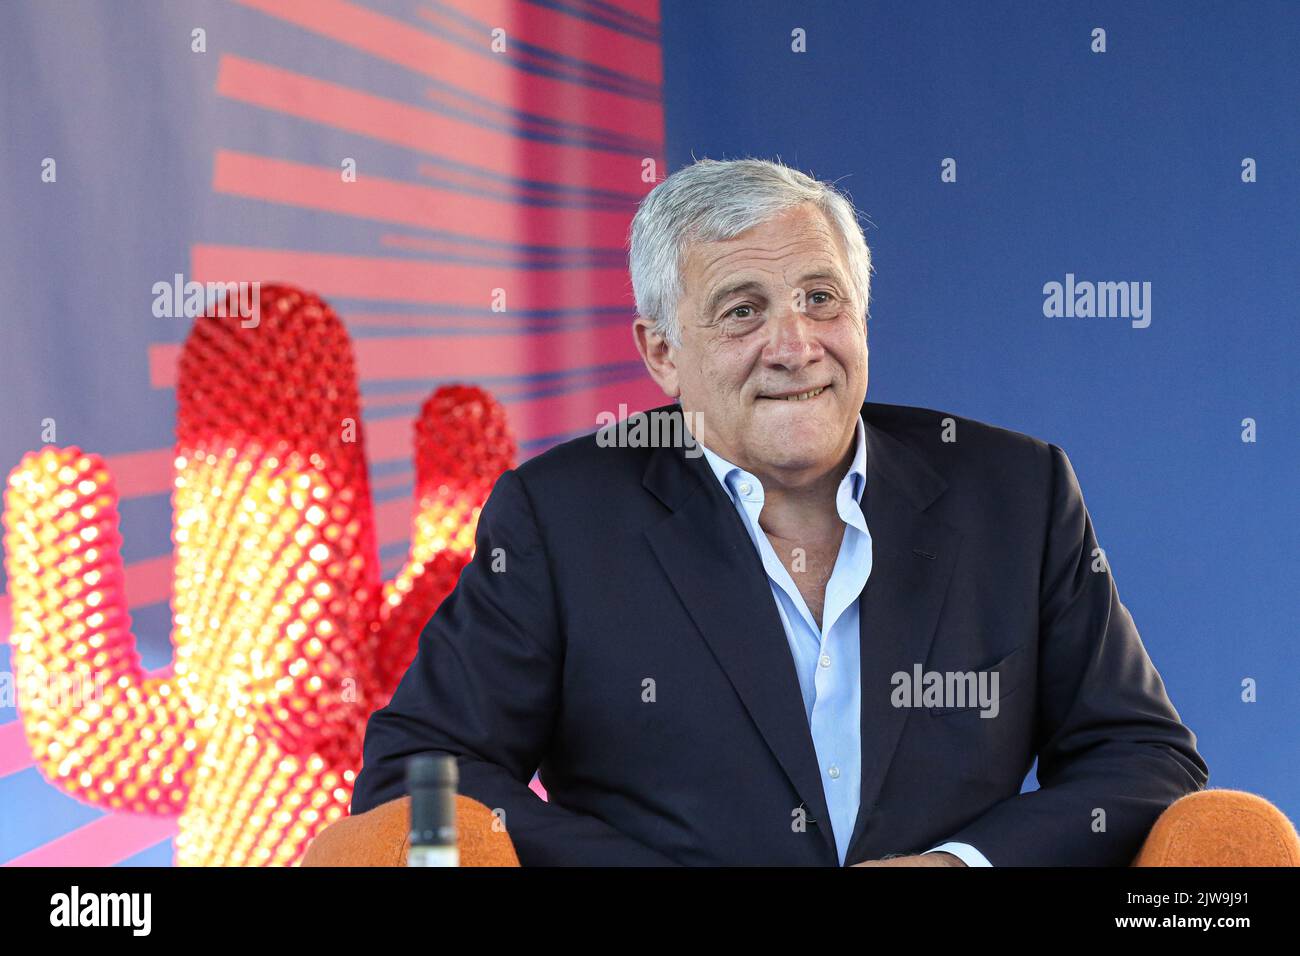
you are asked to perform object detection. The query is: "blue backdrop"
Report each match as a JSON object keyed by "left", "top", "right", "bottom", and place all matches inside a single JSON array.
[{"left": 659, "top": 0, "right": 1297, "bottom": 824}]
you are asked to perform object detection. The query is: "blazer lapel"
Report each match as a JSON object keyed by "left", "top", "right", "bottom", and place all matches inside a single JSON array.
[
  {"left": 639, "top": 403, "right": 962, "bottom": 865},
  {"left": 642, "top": 416, "right": 838, "bottom": 861},
  {"left": 844, "top": 412, "right": 962, "bottom": 862}
]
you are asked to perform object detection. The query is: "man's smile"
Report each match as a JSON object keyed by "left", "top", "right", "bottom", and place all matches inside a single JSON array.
[{"left": 759, "top": 384, "right": 831, "bottom": 402}]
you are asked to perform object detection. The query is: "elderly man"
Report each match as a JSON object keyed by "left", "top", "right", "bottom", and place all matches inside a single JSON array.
[{"left": 351, "top": 158, "right": 1207, "bottom": 866}]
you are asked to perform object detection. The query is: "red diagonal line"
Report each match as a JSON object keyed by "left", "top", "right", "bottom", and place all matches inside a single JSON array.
[
  {"left": 376, "top": 234, "right": 613, "bottom": 266},
  {"left": 358, "top": 371, "right": 632, "bottom": 406},
  {"left": 102, "top": 448, "right": 175, "bottom": 498},
  {"left": 216, "top": 56, "right": 660, "bottom": 195},
  {"left": 148, "top": 324, "right": 635, "bottom": 389},
  {"left": 232, "top": 0, "right": 662, "bottom": 133},
  {"left": 212, "top": 150, "right": 633, "bottom": 247},
  {"left": 587, "top": 0, "right": 661, "bottom": 26},
  {"left": 188, "top": 244, "right": 633, "bottom": 309},
  {"left": 193, "top": 324, "right": 629, "bottom": 388},
  {"left": 344, "top": 309, "right": 579, "bottom": 331},
  {"left": 122, "top": 556, "right": 173, "bottom": 607},
  {"left": 427, "top": 0, "right": 662, "bottom": 86},
  {"left": 2, "top": 813, "right": 178, "bottom": 867},
  {"left": 418, "top": 85, "right": 652, "bottom": 156}
]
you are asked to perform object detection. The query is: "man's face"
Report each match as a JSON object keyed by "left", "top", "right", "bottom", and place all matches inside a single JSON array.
[{"left": 637, "top": 202, "right": 868, "bottom": 484}]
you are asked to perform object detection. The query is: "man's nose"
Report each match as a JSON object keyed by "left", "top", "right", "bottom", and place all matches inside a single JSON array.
[{"left": 761, "top": 298, "right": 821, "bottom": 369}]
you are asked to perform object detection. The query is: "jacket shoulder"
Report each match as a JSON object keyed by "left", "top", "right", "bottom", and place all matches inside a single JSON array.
[
  {"left": 862, "top": 400, "right": 1055, "bottom": 475},
  {"left": 511, "top": 403, "right": 677, "bottom": 495}
]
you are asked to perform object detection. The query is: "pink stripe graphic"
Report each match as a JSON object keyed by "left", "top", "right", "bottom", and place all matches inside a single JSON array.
[
  {"left": 583, "top": 0, "right": 660, "bottom": 23},
  {"left": 212, "top": 150, "right": 632, "bottom": 248},
  {"left": 232, "top": 0, "right": 662, "bottom": 132},
  {"left": 188, "top": 244, "right": 633, "bottom": 310},
  {"left": 215, "top": 57, "right": 659, "bottom": 197},
  {"left": 151, "top": 329, "right": 638, "bottom": 389},
  {"left": 3, "top": 813, "right": 178, "bottom": 867},
  {"left": 433, "top": 0, "right": 661, "bottom": 86}
]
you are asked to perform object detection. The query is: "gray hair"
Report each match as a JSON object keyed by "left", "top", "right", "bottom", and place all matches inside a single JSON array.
[{"left": 627, "top": 157, "right": 873, "bottom": 348}]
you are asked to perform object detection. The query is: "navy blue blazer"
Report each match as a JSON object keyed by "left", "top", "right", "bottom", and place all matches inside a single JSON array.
[{"left": 351, "top": 400, "right": 1208, "bottom": 865}]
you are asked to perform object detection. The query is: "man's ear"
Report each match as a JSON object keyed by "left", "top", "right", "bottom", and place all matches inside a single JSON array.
[{"left": 633, "top": 317, "right": 680, "bottom": 399}]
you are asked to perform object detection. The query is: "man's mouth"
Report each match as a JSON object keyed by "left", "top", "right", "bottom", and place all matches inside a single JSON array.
[{"left": 760, "top": 385, "right": 829, "bottom": 402}]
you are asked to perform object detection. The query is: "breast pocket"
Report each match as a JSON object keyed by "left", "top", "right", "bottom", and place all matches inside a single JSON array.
[{"left": 925, "top": 642, "right": 1028, "bottom": 717}]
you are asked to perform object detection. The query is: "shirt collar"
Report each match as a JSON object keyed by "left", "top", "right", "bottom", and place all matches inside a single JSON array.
[{"left": 695, "top": 413, "right": 868, "bottom": 506}]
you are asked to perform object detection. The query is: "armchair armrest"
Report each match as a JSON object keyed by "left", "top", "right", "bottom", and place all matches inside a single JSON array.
[
  {"left": 1133, "top": 788, "right": 1300, "bottom": 866},
  {"left": 301, "top": 795, "right": 520, "bottom": 867},
  {"left": 303, "top": 787, "right": 1297, "bottom": 867}
]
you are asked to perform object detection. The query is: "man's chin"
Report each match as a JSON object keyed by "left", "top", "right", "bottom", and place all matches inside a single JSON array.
[
  {"left": 741, "top": 414, "right": 854, "bottom": 473},
  {"left": 753, "top": 395, "right": 845, "bottom": 434},
  {"left": 742, "top": 442, "right": 837, "bottom": 477}
]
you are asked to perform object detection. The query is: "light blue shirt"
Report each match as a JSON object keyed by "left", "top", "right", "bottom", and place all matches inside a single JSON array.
[{"left": 695, "top": 417, "right": 991, "bottom": 867}]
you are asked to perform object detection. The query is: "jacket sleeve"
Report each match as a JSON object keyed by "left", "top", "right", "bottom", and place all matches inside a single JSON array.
[
  {"left": 350, "top": 468, "right": 679, "bottom": 865},
  {"left": 942, "top": 442, "right": 1209, "bottom": 865}
]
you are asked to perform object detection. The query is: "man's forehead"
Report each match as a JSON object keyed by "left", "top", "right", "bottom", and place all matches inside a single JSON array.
[
  {"left": 693, "top": 245, "right": 849, "bottom": 297},
  {"left": 691, "top": 205, "right": 834, "bottom": 254},
  {"left": 687, "top": 222, "right": 846, "bottom": 288}
]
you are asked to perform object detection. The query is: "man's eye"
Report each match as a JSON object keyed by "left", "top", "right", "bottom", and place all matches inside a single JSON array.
[
  {"left": 726, "top": 305, "right": 757, "bottom": 320},
  {"left": 809, "top": 291, "right": 833, "bottom": 304}
]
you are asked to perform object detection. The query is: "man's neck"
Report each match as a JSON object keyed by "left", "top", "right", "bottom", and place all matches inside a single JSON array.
[{"left": 752, "top": 436, "right": 856, "bottom": 541}]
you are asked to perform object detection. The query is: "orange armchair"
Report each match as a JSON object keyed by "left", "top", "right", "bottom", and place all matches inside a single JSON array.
[
  {"left": 1131, "top": 789, "right": 1300, "bottom": 866},
  {"left": 301, "top": 794, "right": 520, "bottom": 867},
  {"left": 301, "top": 787, "right": 1299, "bottom": 867}
]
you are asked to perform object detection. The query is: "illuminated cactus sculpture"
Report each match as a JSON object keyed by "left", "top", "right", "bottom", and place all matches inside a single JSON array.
[{"left": 1, "top": 285, "right": 515, "bottom": 865}]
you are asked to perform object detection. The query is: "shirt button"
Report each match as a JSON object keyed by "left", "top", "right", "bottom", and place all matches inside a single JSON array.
[
  {"left": 819, "top": 655, "right": 831, "bottom": 668},
  {"left": 828, "top": 765, "right": 840, "bottom": 780},
  {"left": 738, "top": 481, "right": 752, "bottom": 496}
]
